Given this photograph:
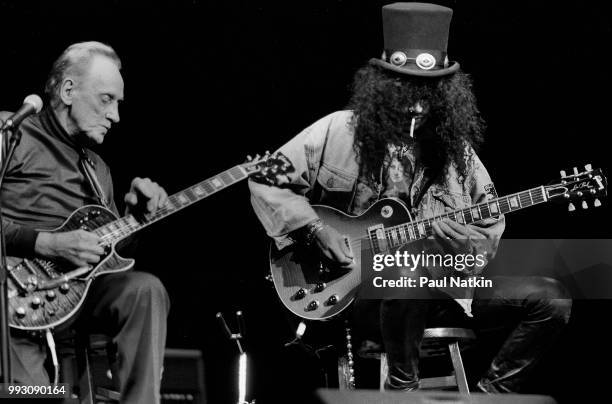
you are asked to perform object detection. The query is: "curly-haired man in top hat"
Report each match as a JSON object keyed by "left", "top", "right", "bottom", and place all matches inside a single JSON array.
[{"left": 249, "top": 3, "right": 571, "bottom": 392}]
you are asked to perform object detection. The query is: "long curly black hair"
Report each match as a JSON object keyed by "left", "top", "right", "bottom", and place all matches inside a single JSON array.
[{"left": 347, "top": 64, "right": 485, "bottom": 183}]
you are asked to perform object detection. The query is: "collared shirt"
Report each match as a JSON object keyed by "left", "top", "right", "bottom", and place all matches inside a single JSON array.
[{"left": 0, "top": 107, "right": 117, "bottom": 257}]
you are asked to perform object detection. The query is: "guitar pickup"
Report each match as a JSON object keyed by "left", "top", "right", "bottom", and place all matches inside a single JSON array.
[{"left": 7, "top": 265, "right": 29, "bottom": 294}]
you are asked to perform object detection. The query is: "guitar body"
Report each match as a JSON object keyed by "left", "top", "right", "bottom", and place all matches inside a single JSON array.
[
  {"left": 7, "top": 205, "right": 134, "bottom": 331},
  {"left": 270, "top": 198, "right": 413, "bottom": 320}
]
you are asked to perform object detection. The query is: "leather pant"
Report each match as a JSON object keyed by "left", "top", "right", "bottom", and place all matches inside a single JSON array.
[{"left": 380, "top": 276, "right": 572, "bottom": 392}]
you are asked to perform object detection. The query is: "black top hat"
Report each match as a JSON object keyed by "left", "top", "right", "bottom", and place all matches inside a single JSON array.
[{"left": 370, "top": 2, "right": 459, "bottom": 77}]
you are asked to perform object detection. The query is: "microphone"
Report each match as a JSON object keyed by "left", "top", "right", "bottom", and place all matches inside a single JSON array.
[{"left": 1, "top": 94, "right": 44, "bottom": 131}]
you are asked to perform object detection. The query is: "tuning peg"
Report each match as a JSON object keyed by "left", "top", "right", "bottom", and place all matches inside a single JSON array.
[
  {"left": 585, "top": 164, "right": 592, "bottom": 171},
  {"left": 581, "top": 200, "right": 588, "bottom": 209},
  {"left": 594, "top": 198, "right": 602, "bottom": 207},
  {"left": 246, "top": 155, "right": 253, "bottom": 162},
  {"left": 568, "top": 202, "right": 576, "bottom": 212},
  {"left": 560, "top": 170, "right": 567, "bottom": 178}
]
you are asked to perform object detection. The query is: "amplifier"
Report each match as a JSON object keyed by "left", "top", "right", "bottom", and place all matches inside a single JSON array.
[
  {"left": 161, "top": 348, "right": 206, "bottom": 404},
  {"left": 81, "top": 347, "right": 206, "bottom": 403}
]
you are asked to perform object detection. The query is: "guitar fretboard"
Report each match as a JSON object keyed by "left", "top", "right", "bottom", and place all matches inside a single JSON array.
[
  {"left": 372, "top": 186, "right": 547, "bottom": 251},
  {"left": 94, "top": 165, "right": 248, "bottom": 243}
]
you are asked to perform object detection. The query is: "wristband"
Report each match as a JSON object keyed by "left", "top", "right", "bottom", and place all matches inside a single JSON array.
[{"left": 303, "top": 219, "right": 324, "bottom": 246}]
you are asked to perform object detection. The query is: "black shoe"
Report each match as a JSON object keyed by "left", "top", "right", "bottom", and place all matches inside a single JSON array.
[
  {"left": 384, "top": 376, "right": 419, "bottom": 391},
  {"left": 477, "top": 380, "right": 504, "bottom": 394}
]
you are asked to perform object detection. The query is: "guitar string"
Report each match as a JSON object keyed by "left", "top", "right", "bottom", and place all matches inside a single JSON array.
[
  {"left": 94, "top": 179, "right": 235, "bottom": 243},
  {"left": 93, "top": 175, "right": 590, "bottom": 245},
  {"left": 99, "top": 195, "right": 538, "bottom": 246},
  {"left": 94, "top": 168, "right": 279, "bottom": 242},
  {"left": 337, "top": 190, "right": 548, "bottom": 252},
  {"left": 92, "top": 170, "right": 548, "bottom": 243},
  {"left": 96, "top": 187, "right": 545, "bottom": 244}
]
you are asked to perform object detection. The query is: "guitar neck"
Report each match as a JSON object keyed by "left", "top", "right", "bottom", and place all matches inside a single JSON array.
[
  {"left": 95, "top": 165, "right": 249, "bottom": 243},
  {"left": 385, "top": 186, "right": 548, "bottom": 244}
]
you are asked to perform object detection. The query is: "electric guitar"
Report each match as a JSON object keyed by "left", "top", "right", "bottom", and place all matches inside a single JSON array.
[
  {"left": 270, "top": 165, "right": 607, "bottom": 320},
  {"left": 7, "top": 152, "right": 294, "bottom": 331}
]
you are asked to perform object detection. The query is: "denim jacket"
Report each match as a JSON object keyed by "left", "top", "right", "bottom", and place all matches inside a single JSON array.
[{"left": 249, "top": 110, "right": 505, "bottom": 311}]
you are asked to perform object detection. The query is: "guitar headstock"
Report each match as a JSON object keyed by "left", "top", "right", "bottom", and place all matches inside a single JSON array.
[
  {"left": 241, "top": 151, "right": 295, "bottom": 186},
  {"left": 545, "top": 164, "right": 607, "bottom": 211}
]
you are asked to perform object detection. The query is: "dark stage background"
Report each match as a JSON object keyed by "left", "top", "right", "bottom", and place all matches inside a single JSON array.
[{"left": 1, "top": 1, "right": 611, "bottom": 403}]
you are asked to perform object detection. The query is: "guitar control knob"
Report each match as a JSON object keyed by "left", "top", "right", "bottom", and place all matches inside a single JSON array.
[
  {"left": 582, "top": 200, "right": 588, "bottom": 209},
  {"left": 46, "top": 291, "right": 56, "bottom": 301},
  {"left": 15, "top": 307, "right": 26, "bottom": 317},
  {"left": 594, "top": 198, "right": 602, "bottom": 207},
  {"left": 31, "top": 297, "right": 42, "bottom": 308},
  {"left": 314, "top": 282, "right": 326, "bottom": 293},
  {"left": 568, "top": 203, "right": 576, "bottom": 212},
  {"left": 326, "top": 295, "right": 339, "bottom": 305},
  {"left": 60, "top": 283, "right": 70, "bottom": 293},
  {"left": 306, "top": 300, "right": 319, "bottom": 311},
  {"left": 294, "top": 288, "right": 307, "bottom": 300}
]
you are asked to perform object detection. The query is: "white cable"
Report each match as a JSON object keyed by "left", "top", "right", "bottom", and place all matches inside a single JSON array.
[{"left": 45, "top": 329, "right": 59, "bottom": 387}]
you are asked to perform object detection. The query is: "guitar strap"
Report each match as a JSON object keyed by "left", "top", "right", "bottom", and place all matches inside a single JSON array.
[
  {"left": 78, "top": 148, "right": 112, "bottom": 210},
  {"left": 412, "top": 166, "right": 440, "bottom": 213}
]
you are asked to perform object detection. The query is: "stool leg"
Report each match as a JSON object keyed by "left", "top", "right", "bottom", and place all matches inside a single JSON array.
[
  {"left": 379, "top": 353, "right": 388, "bottom": 392},
  {"left": 448, "top": 341, "right": 469, "bottom": 394},
  {"left": 75, "top": 337, "right": 94, "bottom": 404}
]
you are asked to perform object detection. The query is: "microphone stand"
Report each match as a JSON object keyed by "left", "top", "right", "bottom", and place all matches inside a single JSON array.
[
  {"left": 216, "top": 311, "right": 254, "bottom": 404},
  {"left": 0, "top": 126, "right": 21, "bottom": 387}
]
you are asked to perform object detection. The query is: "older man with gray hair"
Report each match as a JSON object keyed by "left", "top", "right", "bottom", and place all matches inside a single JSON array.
[{"left": 1, "top": 41, "right": 169, "bottom": 404}]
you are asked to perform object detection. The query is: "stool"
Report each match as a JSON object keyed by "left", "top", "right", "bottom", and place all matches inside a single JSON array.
[
  {"left": 339, "top": 327, "right": 476, "bottom": 393},
  {"left": 58, "top": 333, "right": 121, "bottom": 403}
]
